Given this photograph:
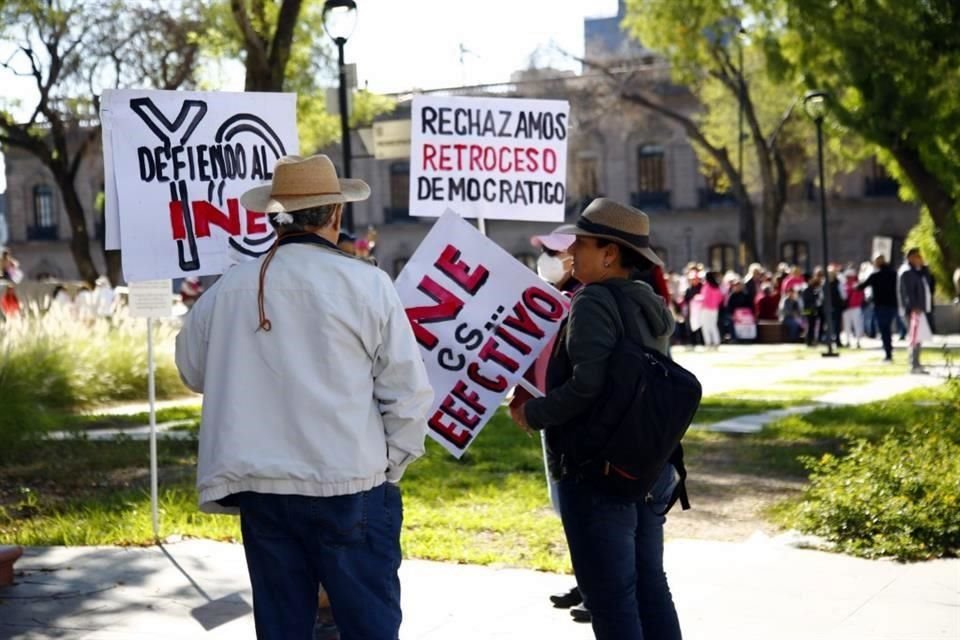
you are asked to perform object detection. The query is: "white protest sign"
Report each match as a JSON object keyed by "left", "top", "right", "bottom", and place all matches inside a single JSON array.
[
  {"left": 395, "top": 210, "right": 570, "bottom": 458},
  {"left": 128, "top": 280, "right": 173, "bottom": 318},
  {"left": 409, "top": 95, "right": 569, "bottom": 222},
  {"left": 101, "top": 89, "right": 298, "bottom": 281},
  {"left": 872, "top": 236, "right": 894, "bottom": 262}
]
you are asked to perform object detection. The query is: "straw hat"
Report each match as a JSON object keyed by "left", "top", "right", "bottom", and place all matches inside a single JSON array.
[
  {"left": 240, "top": 154, "right": 370, "bottom": 214},
  {"left": 553, "top": 197, "right": 663, "bottom": 267}
]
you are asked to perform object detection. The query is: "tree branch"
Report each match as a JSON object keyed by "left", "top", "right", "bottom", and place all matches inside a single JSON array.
[{"left": 266, "top": 0, "right": 304, "bottom": 89}]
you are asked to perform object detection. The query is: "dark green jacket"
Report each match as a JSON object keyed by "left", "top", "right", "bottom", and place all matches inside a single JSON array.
[{"left": 524, "top": 278, "right": 674, "bottom": 433}]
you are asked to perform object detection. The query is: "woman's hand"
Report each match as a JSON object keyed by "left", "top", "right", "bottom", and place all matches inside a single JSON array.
[{"left": 509, "top": 403, "right": 534, "bottom": 436}]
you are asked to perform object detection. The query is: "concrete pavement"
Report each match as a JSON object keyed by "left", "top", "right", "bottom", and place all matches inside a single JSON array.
[{"left": 1, "top": 537, "right": 957, "bottom": 640}]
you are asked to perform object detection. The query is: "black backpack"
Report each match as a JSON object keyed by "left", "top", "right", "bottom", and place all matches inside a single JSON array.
[{"left": 569, "top": 282, "right": 701, "bottom": 511}]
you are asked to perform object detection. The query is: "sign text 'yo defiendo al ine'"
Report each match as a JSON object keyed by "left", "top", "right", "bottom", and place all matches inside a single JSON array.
[
  {"left": 410, "top": 95, "right": 570, "bottom": 223},
  {"left": 395, "top": 211, "right": 570, "bottom": 458},
  {"left": 102, "top": 89, "right": 298, "bottom": 282}
]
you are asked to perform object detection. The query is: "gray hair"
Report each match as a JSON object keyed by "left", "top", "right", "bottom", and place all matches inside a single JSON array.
[{"left": 268, "top": 204, "right": 338, "bottom": 233}]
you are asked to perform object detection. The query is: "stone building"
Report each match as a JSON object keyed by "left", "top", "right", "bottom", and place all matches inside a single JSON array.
[{"left": 2, "top": 3, "right": 916, "bottom": 282}]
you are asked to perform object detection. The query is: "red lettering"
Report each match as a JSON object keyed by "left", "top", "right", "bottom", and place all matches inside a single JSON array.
[
  {"left": 435, "top": 245, "right": 490, "bottom": 295},
  {"left": 499, "top": 146, "right": 512, "bottom": 172},
  {"left": 423, "top": 143, "right": 438, "bottom": 171},
  {"left": 451, "top": 380, "right": 486, "bottom": 414},
  {"left": 246, "top": 208, "right": 267, "bottom": 235},
  {"left": 193, "top": 199, "right": 241, "bottom": 238},
  {"left": 169, "top": 201, "right": 186, "bottom": 240},
  {"left": 467, "top": 362, "right": 508, "bottom": 393},
  {"left": 479, "top": 338, "right": 519, "bottom": 373},
  {"left": 503, "top": 301, "right": 546, "bottom": 339},
  {"left": 495, "top": 325, "right": 533, "bottom": 355},
  {"left": 429, "top": 409, "right": 472, "bottom": 448},
  {"left": 469, "top": 145, "right": 483, "bottom": 171},
  {"left": 438, "top": 144, "right": 452, "bottom": 171},
  {"left": 440, "top": 395, "right": 481, "bottom": 429},
  {"left": 405, "top": 276, "right": 465, "bottom": 350},
  {"left": 543, "top": 148, "right": 557, "bottom": 174},
  {"left": 525, "top": 148, "right": 538, "bottom": 172},
  {"left": 523, "top": 287, "right": 566, "bottom": 321}
]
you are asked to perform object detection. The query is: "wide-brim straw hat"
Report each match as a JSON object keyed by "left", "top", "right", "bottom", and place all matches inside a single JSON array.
[
  {"left": 553, "top": 197, "right": 663, "bottom": 267},
  {"left": 240, "top": 154, "right": 370, "bottom": 214}
]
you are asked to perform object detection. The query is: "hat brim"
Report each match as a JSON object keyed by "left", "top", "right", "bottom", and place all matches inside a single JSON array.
[
  {"left": 553, "top": 224, "right": 664, "bottom": 268},
  {"left": 239, "top": 178, "right": 371, "bottom": 214}
]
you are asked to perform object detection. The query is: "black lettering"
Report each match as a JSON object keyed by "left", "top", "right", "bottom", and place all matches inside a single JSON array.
[
  {"left": 438, "top": 348, "right": 466, "bottom": 372},
  {"left": 498, "top": 110, "right": 512, "bottom": 137},
  {"left": 556, "top": 113, "right": 568, "bottom": 140},
  {"left": 454, "top": 323, "right": 484, "bottom": 350},
  {"left": 196, "top": 145, "right": 210, "bottom": 181},
  {"left": 153, "top": 145, "right": 170, "bottom": 183},
  {"left": 422, "top": 106, "right": 438, "bottom": 134},
  {"left": 137, "top": 147, "right": 155, "bottom": 182}
]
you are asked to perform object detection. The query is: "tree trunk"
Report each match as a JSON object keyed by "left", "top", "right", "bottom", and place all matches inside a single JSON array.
[
  {"left": 103, "top": 249, "right": 123, "bottom": 286},
  {"left": 55, "top": 173, "right": 100, "bottom": 285},
  {"left": 736, "top": 198, "right": 759, "bottom": 267},
  {"left": 760, "top": 201, "right": 780, "bottom": 270}
]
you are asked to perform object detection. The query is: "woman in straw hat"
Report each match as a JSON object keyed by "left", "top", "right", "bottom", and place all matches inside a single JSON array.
[{"left": 510, "top": 198, "right": 683, "bottom": 640}]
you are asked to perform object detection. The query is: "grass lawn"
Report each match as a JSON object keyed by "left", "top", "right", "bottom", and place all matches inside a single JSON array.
[{"left": 2, "top": 377, "right": 954, "bottom": 568}]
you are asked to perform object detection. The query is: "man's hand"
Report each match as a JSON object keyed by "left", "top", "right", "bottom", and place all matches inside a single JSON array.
[{"left": 509, "top": 403, "right": 534, "bottom": 436}]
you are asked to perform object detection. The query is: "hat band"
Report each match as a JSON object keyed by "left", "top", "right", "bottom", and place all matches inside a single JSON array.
[
  {"left": 577, "top": 217, "right": 650, "bottom": 248},
  {"left": 270, "top": 190, "right": 342, "bottom": 198}
]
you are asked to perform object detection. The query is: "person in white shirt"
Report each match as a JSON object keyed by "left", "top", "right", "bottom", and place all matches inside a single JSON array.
[{"left": 175, "top": 155, "right": 433, "bottom": 640}]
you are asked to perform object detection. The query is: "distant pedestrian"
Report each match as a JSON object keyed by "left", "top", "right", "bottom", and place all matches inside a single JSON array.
[
  {"left": 898, "top": 247, "right": 934, "bottom": 374},
  {"left": 841, "top": 268, "right": 865, "bottom": 348},
  {"left": 778, "top": 287, "right": 804, "bottom": 340},
  {"left": 801, "top": 274, "right": 823, "bottom": 347},
  {"left": 858, "top": 254, "right": 898, "bottom": 362},
  {"left": 698, "top": 271, "right": 724, "bottom": 348}
]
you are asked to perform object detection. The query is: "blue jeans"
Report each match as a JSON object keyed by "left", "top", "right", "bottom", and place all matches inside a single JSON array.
[
  {"left": 232, "top": 483, "right": 403, "bottom": 640},
  {"left": 558, "top": 465, "right": 682, "bottom": 640},
  {"left": 875, "top": 306, "right": 897, "bottom": 359}
]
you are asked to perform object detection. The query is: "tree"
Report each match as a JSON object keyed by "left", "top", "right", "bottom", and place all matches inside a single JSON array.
[
  {"left": 0, "top": 0, "right": 201, "bottom": 284},
  {"left": 780, "top": 0, "right": 960, "bottom": 292},
  {"left": 604, "top": 0, "right": 812, "bottom": 267}
]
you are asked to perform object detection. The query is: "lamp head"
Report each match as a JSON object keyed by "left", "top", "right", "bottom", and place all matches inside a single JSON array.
[
  {"left": 803, "top": 90, "right": 828, "bottom": 123},
  {"left": 323, "top": 0, "right": 357, "bottom": 44}
]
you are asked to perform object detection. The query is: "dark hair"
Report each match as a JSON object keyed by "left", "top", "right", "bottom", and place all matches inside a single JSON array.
[
  {"left": 907, "top": 247, "right": 921, "bottom": 258},
  {"left": 704, "top": 271, "right": 720, "bottom": 287},
  {"left": 595, "top": 238, "right": 653, "bottom": 272},
  {"left": 268, "top": 204, "right": 337, "bottom": 233}
]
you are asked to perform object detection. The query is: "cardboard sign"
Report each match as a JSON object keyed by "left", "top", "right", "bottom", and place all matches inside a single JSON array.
[
  {"left": 409, "top": 95, "right": 570, "bottom": 222},
  {"left": 101, "top": 89, "right": 298, "bottom": 281},
  {"left": 128, "top": 280, "right": 174, "bottom": 318},
  {"left": 395, "top": 211, "right": 570, "bottom": 457}
]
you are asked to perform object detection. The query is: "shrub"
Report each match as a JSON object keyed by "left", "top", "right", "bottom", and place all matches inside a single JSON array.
[
  {"left": 779, "top": 381, "right": 960, "bottom": 560},
  {"left": 0, "top": 303, "right": 188, "bottom": 450}
]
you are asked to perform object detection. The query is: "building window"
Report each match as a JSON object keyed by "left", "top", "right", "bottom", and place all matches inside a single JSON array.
[
  {"left": 573, "top": 152, "right": 601, "bottom": 199},
  {"left": 30, "top": 185, "right": 58, "bottom": 240},
  {"left": 632, "top": 145, "right": 670, "bottom": 209},
  {"left": 385, "top": 162, "right": 412, "bottom": 223},
  {"left": 780, "top": 241, "right": 810, "bottom": 272},
  {"left": 864, "top": 158, "right": 898, "bottom": 197},
  {"left": 708, "top": 243, "right": 736, "bottom": 274}
]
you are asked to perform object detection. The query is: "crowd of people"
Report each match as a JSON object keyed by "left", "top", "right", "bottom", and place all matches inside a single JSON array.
[{"left": 657, "top": 252, "right": 937, "bottom": 371}]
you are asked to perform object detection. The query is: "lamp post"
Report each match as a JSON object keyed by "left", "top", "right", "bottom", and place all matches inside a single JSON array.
[
  {"left": 323, "top": 0, "right": 358, "bottom": 232},
  {"left": 736, "top": 25, "right": 747, "bottom": 270},
  {"left": 803, "top": 90, "right": 838, "bottom": 358}
]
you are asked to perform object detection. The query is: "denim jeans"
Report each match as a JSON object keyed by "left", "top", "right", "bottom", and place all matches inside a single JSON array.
[
  {"left": 875, "top": 305, "right": 897, "bottom": 359},
  {"left": 231, "top": 483, "right": 403, "bottom": 640},
  {"left": 558, "top": 465, "right": 682, "bottom": 640}
]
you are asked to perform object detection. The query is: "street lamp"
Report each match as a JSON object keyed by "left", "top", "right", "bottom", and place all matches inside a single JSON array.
[
  {"left": 736, "top": 25, "right": 747, "bottom": 270},
  {"left": 323, "top": 0, "right": 358, "bottom": 232},
  {"left": 803, "top": 90, "right": 838, "bottom": 358}
]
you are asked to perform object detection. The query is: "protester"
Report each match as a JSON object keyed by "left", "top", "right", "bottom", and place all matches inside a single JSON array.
[
  {"left": 780, "top": 265, "right": 805, "bottom": 296},
  {"left": 858, "top": 254, "right": 899, "bottom": 362},
  {"left": 510, "top": 198, "right": 681, "bottom": 640},
  {"left": 898, "top": 247, "right": 934, "bottom": 374},
  {"left": 175, "top": 154, "right": 433, "bottom": 640},
  {"left": 841, "top": 267, "right": 865, "bottom": 348},
  {"left": 754, "top": 283, "right": 780, "bottom": 321},
  {"left": 698, "top": 271, "right": 724, "bottom": 349},
  {"left": 179, "top": 277, "right": 204, "bottom": 309},
  {"left": 825, "top": 266, "right": 844, "bottom": 348},
  {"left": 726, "top": 278, "right": 757, "bottom": 342},
  {"left": 94, "top": 276, "right": 117, "bottom": 318},
  {"left": 801, "top": 274, "right": 823, "bottom": 347},
  {"left": 509, "top": 232, "right": 588, "bottom": 622},
  {"left": 1, "top": 249, "right": 23, "bottom": 319},
  {"left": 778, "top": 287, "right": 804, "bottom": 340}
]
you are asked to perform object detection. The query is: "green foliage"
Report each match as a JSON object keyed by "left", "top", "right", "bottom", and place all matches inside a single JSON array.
[
  {"left": 0, "top": 306, "right": 189, "bottom": 455},
  {"left": 774, "top": 381, "right": 960, "bottom": 560}
]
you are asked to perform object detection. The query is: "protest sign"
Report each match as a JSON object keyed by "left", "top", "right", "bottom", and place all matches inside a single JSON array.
[
  {"left": 127, "top": 280, "right": 174, "bottom": 318},
  {"left": 409, "top": 95, "right": 569, "bottom": 222},
  {"left": 101, "top": 89, "right": 298, "bottom": 281},
  {"left": 395, "top": 210, "right": 570, "bottom": 457}
]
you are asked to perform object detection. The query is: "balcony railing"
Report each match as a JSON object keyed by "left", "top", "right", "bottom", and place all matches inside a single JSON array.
[
  {"left": 630, "top": 191, "right": 671, "bottom": 211},
  {"left": 697, "top": 188, "right": 738, "bottom": 209},
  {"left": 864, "top": 176, "right": 899, "bottom": 197},
  {"left": 27, "top": 225, "right": 59, "bottom": 241}
]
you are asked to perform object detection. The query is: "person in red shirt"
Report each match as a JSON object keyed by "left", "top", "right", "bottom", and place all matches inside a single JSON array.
[
  {"left": 841, "top": 268, "right": 865, "bottom": 348},
  {"left": 754, "top": 283, "right": 780, "bottom": 321}
]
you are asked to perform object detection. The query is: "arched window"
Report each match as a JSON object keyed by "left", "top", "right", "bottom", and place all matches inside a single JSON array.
[
  {"left": 386, "top": 162, "right": 411, "bottom": 223},
  {"left": 31, "top": 185, "right": 58, "bottom": 240},
  {"left": 708, "top": 243, "right": 736, "bottom": 273},
  {"left": 780, "top": 241, "right": 810, "bottom": 272}
]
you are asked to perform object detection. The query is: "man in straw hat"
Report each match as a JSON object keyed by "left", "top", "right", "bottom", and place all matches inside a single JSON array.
[{"left": 175, "top": 154, "right": 433, "bottom": 640}]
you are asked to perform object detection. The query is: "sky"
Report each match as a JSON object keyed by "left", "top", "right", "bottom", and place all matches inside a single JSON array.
[{"left": 0, "top": 0, "right": 620, "bottom": 193}]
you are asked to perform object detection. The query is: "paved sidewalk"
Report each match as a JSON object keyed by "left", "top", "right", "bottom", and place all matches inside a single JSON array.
[{"left": 1, "top": 538, "right": 957, "bottom": 640}]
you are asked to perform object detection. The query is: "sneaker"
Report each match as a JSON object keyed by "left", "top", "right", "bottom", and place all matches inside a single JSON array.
[
  {"left": 549, "top": 585, "right": 582, "bottom": 609},
  {"left": 570, "top": 602, "right": 592, "bottom": 623},
  {"left": 911, "top": 367, "right": 929, "bottom": 375}
]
